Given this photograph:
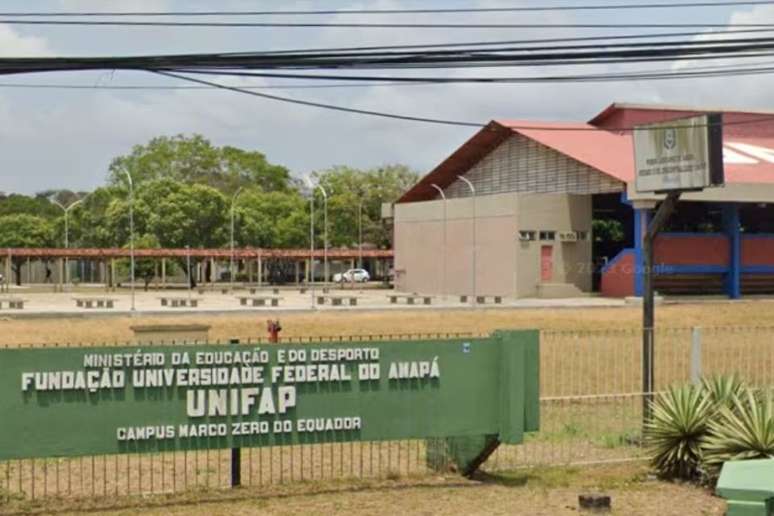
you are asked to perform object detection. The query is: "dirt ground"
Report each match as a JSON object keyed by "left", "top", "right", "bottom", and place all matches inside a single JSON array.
[
  {"left": 55, "top": 463, "right": 723, "bottom": 516},
  {"left": 3, "top": 298, "right": 774, "bottom": 346}
]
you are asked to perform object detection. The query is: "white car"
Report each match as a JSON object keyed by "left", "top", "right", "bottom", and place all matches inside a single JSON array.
[{"left": 333, "top": 268, "right": 370, "bottom": 283}]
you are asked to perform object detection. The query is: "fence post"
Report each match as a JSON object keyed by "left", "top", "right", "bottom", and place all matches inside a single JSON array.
[
  {"left": 691, "top": 327, "right": 702, "bottom": 385},
  {"left": 230, "top": 338, "right": 242, "bottom": 487}
]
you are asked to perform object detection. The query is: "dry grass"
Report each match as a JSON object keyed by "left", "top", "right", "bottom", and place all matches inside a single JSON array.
[
  {"left": 2, "top": 299, "right": 774, "bottom": 347},
  {"left": 46, "top": 462, "right": 722, "bottom": 516}
]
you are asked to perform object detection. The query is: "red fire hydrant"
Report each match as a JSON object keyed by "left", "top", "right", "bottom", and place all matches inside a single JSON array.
[{"left": 267, "top": 320, "right": 282, "bottom": 343}]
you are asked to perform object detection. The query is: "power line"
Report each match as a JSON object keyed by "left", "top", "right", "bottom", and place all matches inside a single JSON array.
[
  {"left": 0, "top": 1, "right": 771, "bottom": 15},
  {"left": 153, "top": 70, "right": 483, "bottom": 127},
  {"left": 0, "top": 81, "right": 420, "bottom": 90},
  {"left": 4, "top": 19, "right": 774, "bottom": 29},
  {"left": 155, "top": 70, "right": 774, "bottom": 132}
]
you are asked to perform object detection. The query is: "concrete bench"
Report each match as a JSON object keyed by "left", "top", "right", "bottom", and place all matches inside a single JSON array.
[
  {"left": 159, "top": 297, "right": 200, "bottom": 308},
  {"left": 475, "top": 295, "right": 503, "bottom": 305},
  {"left": 317, "top": 295, "right": 358, "bottom": 306},
  {"left": 75, "top": 297, "right": 115, "bottom": 309},
  {"left": 248, "top": 287, "right": 281, "bottom": 295},
  {"left": 388, "top": 294, "right": 433, "bottom": 305},
  {"left": 0, "top": 298, "right": 26, "bottom": 309},
  {"left": 237, "top": 296, "right": 282, "bottom": 307}
]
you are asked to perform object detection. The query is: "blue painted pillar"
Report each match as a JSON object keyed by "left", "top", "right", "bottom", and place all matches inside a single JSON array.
[
  {"left": 634, "top": 208, "right": 650, "bottom": 297},
  {"left": 722, "top": 203, "right": 742, "bottom": 299}
]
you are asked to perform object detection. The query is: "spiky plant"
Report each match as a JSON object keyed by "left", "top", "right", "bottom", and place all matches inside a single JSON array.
[
  {"left": 645, "top": 383, "right": 714, "bottom": 480},
  {"left": 701, "top": 374, "right": 747, "bottom": 407},
  {"left": 702, "top": 388, "right": 774, "bottom": 473}
]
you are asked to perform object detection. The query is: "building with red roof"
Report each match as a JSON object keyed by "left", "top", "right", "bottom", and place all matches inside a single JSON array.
[{"left": 393, "top": 103, "right": 774, "bottom": 299}]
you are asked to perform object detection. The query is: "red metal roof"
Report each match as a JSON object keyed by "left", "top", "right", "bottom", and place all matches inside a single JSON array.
[{"left": 397, "top": 103, "right": 774, "bottom": 203}]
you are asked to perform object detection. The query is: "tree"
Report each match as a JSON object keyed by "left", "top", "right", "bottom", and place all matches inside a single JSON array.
[
  {"left": 118, "top": 234, "right": 161, "bottom": 291},
  {"left": 107, "top": 134, "right": 293, "bottom": 194},
  {"left": 0, "top": 214, "right": 54, "bottom": 285},
  {"left": 313, "top": 165, "right": 419, "bottom": 248},
  {"left": 0, "top": 193, "right": 60, "bottom": 219},
  {"left": 235, "top": 189, "right": 308, "bottom": 248}
]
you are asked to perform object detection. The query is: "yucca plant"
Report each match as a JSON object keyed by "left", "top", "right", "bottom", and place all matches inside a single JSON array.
[
  {"left": 702, "top": 388, "right": 774, "bottom": 473},
  {"left": 645, "top": 383, "right": 714, "bottom": 479},
  {"left": 701, "top": 374, "right": 747, "bottom": 407}
]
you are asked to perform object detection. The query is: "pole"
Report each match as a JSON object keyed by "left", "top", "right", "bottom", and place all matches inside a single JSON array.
[
  {"left": 310, "top": 192, "right": 315, "bottom": 308},
  {"left": 315, "top": 185, "right": 329, "bottom": 288},
  {"left": 358, "top": 199, "right": 363, "bottom": 270},
  {"left": 230, "top": 187, "right": 243, "bottom": 293},
  {"left": 430, "top": 184, "right": 447, "bottom": 301},
  {"left": 457, "top": 176, "right": 476, "bottom": 304},
  {"left": 229, "top": 338, "right": 242, "bottom": 487},
  {"left": 124, "top": 171, "right": 136, "bottom": 312},
  {"left": 186, "top": 246, "right": 192, "bottom": 300},
  {"left": 51, "top": 197, "right": 84, "bottom": 291},
  {"left": 642, "top": 191, "right": 680, "bottom": 424}
]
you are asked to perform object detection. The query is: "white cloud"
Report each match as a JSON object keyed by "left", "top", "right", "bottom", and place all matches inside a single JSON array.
[{"left": 0, "top": 25, "right": 51, "bottom": 57}]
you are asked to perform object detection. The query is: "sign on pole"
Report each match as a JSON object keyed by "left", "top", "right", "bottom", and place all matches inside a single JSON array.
[
  {"left": 0, "top": 331, "right": 538, "bottom": 460},
  {"left": 633, "top": 113, "right": 724, "bottom": 193}
]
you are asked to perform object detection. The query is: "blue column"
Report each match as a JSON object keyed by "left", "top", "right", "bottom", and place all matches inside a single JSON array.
[
  {"left": 634, "top": 208, "right": 650, "bottom": 297},
  {"left": 722, "top": 203, "right": 741, "bottom": 299}
]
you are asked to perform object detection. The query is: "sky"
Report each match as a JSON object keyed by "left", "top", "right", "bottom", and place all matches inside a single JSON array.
[{"left": 0, "top": 0, "right": 772, "bottom": 194}]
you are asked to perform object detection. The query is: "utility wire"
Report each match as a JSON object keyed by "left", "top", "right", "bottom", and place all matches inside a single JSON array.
[
  {"left": 153, "top": 70, "right": 483, "bottom": 127},
  {"left": 155, "top": 70, "right": 774, "bottom": 132},
  {"left": 5, "top": 19, "right": 774, "bottom": 29},
  {"left": 8, "top": 61, "right": 774, "bottom": 90},
  {"left": 0, "top": 2, "right": 771, "bottom": 15}
]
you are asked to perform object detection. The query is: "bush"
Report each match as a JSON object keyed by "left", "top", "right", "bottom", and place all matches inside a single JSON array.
[
  {"left": 702, "top": 389, "right": 774, "bottom": 473},
  {"left": 645, "top": 383, "right": 713, "bottom": 480},
  {"left": 646, "top": 375, "right": 774, "bottom": 483}
]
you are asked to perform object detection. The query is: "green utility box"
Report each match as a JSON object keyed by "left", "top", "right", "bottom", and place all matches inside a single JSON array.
[{"left": 716, "top": 459, "right": 774, "bottom": 516}]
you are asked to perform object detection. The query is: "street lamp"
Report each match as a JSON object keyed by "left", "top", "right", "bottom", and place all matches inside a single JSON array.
[
  {"left": 317, "top": 184, "right": 329, "bottom": 288},
  {"left": 230, "top": 187, "right": 244, "bottom": 292},
  {"left": 430, "top": 184, "right": 447, "bottom": 301},
  {"left": 123, "top": 171, "right": 136, "bottom": 312},
  {"left": 50, "top": 196, "right": 85, "bottom": 289},
  {"left": 358, "top": 198, "right": 364, "bottom": 270},
  {"left": 186, "top": 245, "right": 192, "bottom": 301},
  {"left": 457, "top": 176, "right": 476, "bottom": 304}
]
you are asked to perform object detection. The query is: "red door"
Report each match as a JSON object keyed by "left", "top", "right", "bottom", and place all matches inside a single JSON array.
[{"left": 540, "top": 246, "right": 553, "bottom": 282}]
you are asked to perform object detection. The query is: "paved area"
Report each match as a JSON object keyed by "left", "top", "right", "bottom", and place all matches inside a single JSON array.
[{"left": 0, "top": 283, "right": 626, "bottom": 317}]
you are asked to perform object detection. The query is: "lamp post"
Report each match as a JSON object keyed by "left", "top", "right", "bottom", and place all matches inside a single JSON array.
[
  {"left": 230, "top": 187, "right": 243, "bottom": 292},
  {"left": 317, "top": 185, "right": 329, "bottom": 288},
  {"left": 358, "top": 198, "right": 364, "bottom": 270},
  {"left": 123, "top": 171, "right": 136, "bottom": 312},
  {"left": 457, "top": 176, "right": 476, "bottom": 304},
  {"left": 430, "top": 184, "right": 447, "bottom": 301},
  {"left": 51, "top": 197, "right": 85, "bottom": 289},
  {"left": 186, "top": 245, "right": 192, "bottom": 301}
]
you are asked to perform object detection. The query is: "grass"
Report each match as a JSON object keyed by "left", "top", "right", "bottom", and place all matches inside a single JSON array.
[{"left": 3, "top": 299, "right": 774, "bottom": 347}]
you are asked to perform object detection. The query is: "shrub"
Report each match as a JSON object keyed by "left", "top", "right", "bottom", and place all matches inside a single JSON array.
[
  {"left": 645, "top": 383, "right": 714, "bottom": 480},
  {"left": 702, "top": 388, "right": 774, "bottom": 473}
]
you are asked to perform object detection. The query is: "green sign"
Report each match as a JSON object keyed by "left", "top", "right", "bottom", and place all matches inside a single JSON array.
[{"left": 0, "top": 330, "right": 539, "bottom": 460}]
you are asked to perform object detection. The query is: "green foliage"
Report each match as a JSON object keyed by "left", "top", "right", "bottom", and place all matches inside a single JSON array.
[
  {"left": 107, "top": 134, "right": 292, "bottom": 194},
  {"left": 645, "top": 383, "right": 714, "bottom": 480},
  {"left": 235, "top": 190, "right": 308, "bottom": 248},
  {"left": 646, "top": 376, "right": 774, "bottom": 483},
  {"left": 313, "top": 164, "right": 419, "bottom": 248},
  {"left": 592, "top": 219, "right": 625, "bottom": 243},
  {"left": 703, "top": 389, "right": 774, "bottom": 472},
  {"left": 0, "top": 193, "right": 60, "bottom": 219},
  {"left": 0, "top": 214, "right": 55, "bottom": 247}
]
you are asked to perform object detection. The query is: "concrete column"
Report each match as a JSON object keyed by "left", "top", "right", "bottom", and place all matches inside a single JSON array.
[
  {"left": 26, "top": 257, "right": 31, "bottom": 284},
  {"left": 722, "top": 203, "right": 742, "bottom": 299},
  {"left": 161, "top": 258, "right": 167, "bottom": 288},
  {"left": 57, "top": 258, "right": 64, "bottom": 292},
  {"left": 258, "top": 255, "right": 263, "bottom": 287},
  {"left": 111, "top": 258, "right": 116, "bottom": 290},
  {"left": 295, "top": 260, "right": 301, "bottom": 284},
  {"left": 305, "top": 259, "right": 310, "bottom": 283}
]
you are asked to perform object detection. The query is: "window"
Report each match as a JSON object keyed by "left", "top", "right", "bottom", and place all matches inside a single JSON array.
[
  {"left": 539, "top": 231, "right": 556, "bottom": 241},
  {"left": 518, "top": 231, "right": 536, "bottom": 241}
]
